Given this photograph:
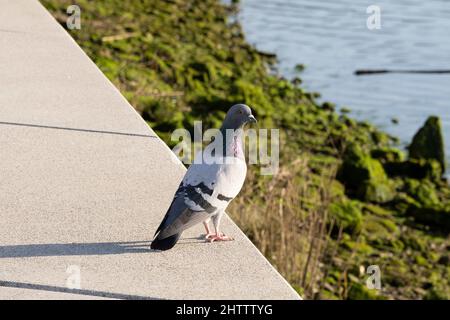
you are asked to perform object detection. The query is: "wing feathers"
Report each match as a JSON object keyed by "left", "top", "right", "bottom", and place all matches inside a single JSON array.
[{"left": 153, "top": 156, "right": 247, "bottom": 242}]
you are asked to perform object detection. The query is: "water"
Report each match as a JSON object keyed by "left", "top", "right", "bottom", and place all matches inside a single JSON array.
[{"left": 238, "top": 0, "right": 450, "bottom": 171}]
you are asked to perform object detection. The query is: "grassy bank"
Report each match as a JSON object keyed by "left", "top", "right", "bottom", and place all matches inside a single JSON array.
[{"left": 41, "top": 0, "right": 449, "bottom": 299}]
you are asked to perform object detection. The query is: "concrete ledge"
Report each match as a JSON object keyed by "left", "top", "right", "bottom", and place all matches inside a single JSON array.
[{"left": 0, "top": 0, "right": 300, "bottom": 299}]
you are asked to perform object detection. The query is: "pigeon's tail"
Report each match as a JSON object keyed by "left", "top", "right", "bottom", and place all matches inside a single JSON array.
[{"left": 150, "top": 232, "right": 181, "bottom": 251}]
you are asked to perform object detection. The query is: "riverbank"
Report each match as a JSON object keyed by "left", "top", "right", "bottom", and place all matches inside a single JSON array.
[
  {"left": 239, "top": 0, "right": 450, "bottom": 173},
  {"left": 41, "top": 0, "right": 449, "bottom": 299}
]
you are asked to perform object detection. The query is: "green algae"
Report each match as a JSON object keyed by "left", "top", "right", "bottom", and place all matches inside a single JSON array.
[
  {"left": 409, "top": 116, "right": 446, "bottom": 173},
  {"left": 338, "top": 144, "right": 395, "bottom": 203},
  {"left": 329, "top": 199, "right": 363, "bottom": 234}
]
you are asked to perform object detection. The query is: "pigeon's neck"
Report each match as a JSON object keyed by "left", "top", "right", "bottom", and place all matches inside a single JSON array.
[{"left": 220, "top": 128, "right": 245, "bottom": 160}]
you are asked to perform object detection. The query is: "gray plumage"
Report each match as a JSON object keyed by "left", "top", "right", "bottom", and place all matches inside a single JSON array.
[{"left": 151, "top": 104, "right": 256, "bottom": 250}]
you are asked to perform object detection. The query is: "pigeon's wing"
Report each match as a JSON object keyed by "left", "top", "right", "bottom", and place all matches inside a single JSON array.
[
  {"left": 153, "top": 161, "right": 222, "bottom": 239},
  {"left": 154, "top": 191, "right": 210, "bottom": 239},
  {"left": 154, "top": 154, "right": 247, "bottom": 240}
]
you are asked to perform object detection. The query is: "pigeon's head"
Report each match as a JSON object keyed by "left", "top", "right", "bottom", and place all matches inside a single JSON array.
[{"left": 221, "top": 104, "right": 257, "bottom": 130}]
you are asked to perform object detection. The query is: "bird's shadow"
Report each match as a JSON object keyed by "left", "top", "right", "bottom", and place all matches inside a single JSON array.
[{"left": 0, "top": 237, "right": 208, "bottom": 259}]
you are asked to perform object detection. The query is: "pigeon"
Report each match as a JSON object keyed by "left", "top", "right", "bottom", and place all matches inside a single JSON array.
[{"left": 150, "top": 104, "right": 257, "bottom": 251}]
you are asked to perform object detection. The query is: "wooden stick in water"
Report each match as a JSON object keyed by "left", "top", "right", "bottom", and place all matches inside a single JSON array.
[{"left": 355, "top": 69, "right": 450, "bottom": 75}]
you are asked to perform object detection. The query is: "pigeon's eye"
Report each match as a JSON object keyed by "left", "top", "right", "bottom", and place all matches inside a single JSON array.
[{"left": 239, "top": 110, "right": 243, "bottom": 114}]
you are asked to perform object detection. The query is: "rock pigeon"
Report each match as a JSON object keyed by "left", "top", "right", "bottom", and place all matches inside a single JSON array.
[{"left": 151, "top": 104, "right": 257, "bottom": 251}]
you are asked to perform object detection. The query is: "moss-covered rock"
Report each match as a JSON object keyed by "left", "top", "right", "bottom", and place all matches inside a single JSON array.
[
  {"left": 400, "top": 231, "right": 428, "bottom": 251},
  {"left": 347, "top": 282, "right": 386, "bottom": 300},
  {"left": 408, "top": 116, "right": 446, "bottom": 173},
  {"left": 363, "top": 203, "right": 393, "bottom": 217},
  {"left": 393, "top": 193, "right": 422, "bottom": 214},
  {"left": 414, "top": 254, "right": 428, "bottom": 267},
  {"left": 403, "top": 179, "right": 440, "bottom": 207},
  {"left": 338, "top": 144, "right": 395, "bottom": 203},
  {"left": 330, "top": 179, "right": 346, "bottom": 199},
  {"left": 424, "top": 286, "right": 450, "bottom": 300},
  {"left": 359, "top": 180, "right": 395, "bottom": 204},
  {"left": 363, "top": 215, "right": 399, "bottom": 239},
  {"left": 384, "top": 158, "right": 442, "bottom": 182},
  {"left": 328, "top": 199, "right": 363, "bottom": 234},
  {"left": 371, "top": 147, "right": 404, "bottom": 163},
  {"left": 406, "top": 204, "right": 450, "bottom": 234}
]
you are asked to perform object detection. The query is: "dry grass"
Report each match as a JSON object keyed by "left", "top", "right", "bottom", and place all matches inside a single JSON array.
[{"left": 229, "top": 155, "right": 342, "bottom": 299}]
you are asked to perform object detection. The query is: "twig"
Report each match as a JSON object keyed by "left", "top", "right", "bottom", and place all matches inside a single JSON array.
[
  {"left": 143, "top": 91, "right": 185, "bottom": 98},
  {"left": 102, "top": 32, "right": 139, "bottom": 42},
  {"left": 355, "top": 69, "right": 450, "bottom": 76}
]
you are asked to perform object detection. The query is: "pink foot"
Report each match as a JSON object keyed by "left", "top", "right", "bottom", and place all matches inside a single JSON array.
[
  {"left": 204, "top": 233, "right": 215, "bottom": 240},
  {"left": 207, "top": 233, "right": 234, "bottom": 242}
]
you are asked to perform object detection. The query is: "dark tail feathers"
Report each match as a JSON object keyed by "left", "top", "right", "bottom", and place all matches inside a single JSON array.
[{"left": 150, "top": 233, "right": 181, "bottom": 251}]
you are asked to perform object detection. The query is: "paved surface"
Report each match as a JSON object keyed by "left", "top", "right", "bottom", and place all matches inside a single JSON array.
[{"left": 0, "top": 0, "right": 300, "bottom": 299}]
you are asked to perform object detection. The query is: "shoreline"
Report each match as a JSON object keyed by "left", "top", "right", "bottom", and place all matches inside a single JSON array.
[{"left": 237, "top": 0, "right": 450, "bottom": 175}]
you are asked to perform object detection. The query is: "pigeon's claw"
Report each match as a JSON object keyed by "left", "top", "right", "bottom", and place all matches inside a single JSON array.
[
  {"left": 207, "top": 233, "right": 234, "bottom": 242},
  {"left": 204, "top": 233, "right": 215, "bottom": 240}
]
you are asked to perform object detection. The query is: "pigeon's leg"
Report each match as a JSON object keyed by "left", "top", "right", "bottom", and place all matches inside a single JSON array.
[
  {"left": 208, "top": 211, "right": 234, "bottom": 242},
  {"left": 203, "top": 218, "right": 214, "bottom": 239}
]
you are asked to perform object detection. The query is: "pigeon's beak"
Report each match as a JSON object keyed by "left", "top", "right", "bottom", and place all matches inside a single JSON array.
[{"left": 247, "top": 114, "right": 257, "bottom": 123}]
